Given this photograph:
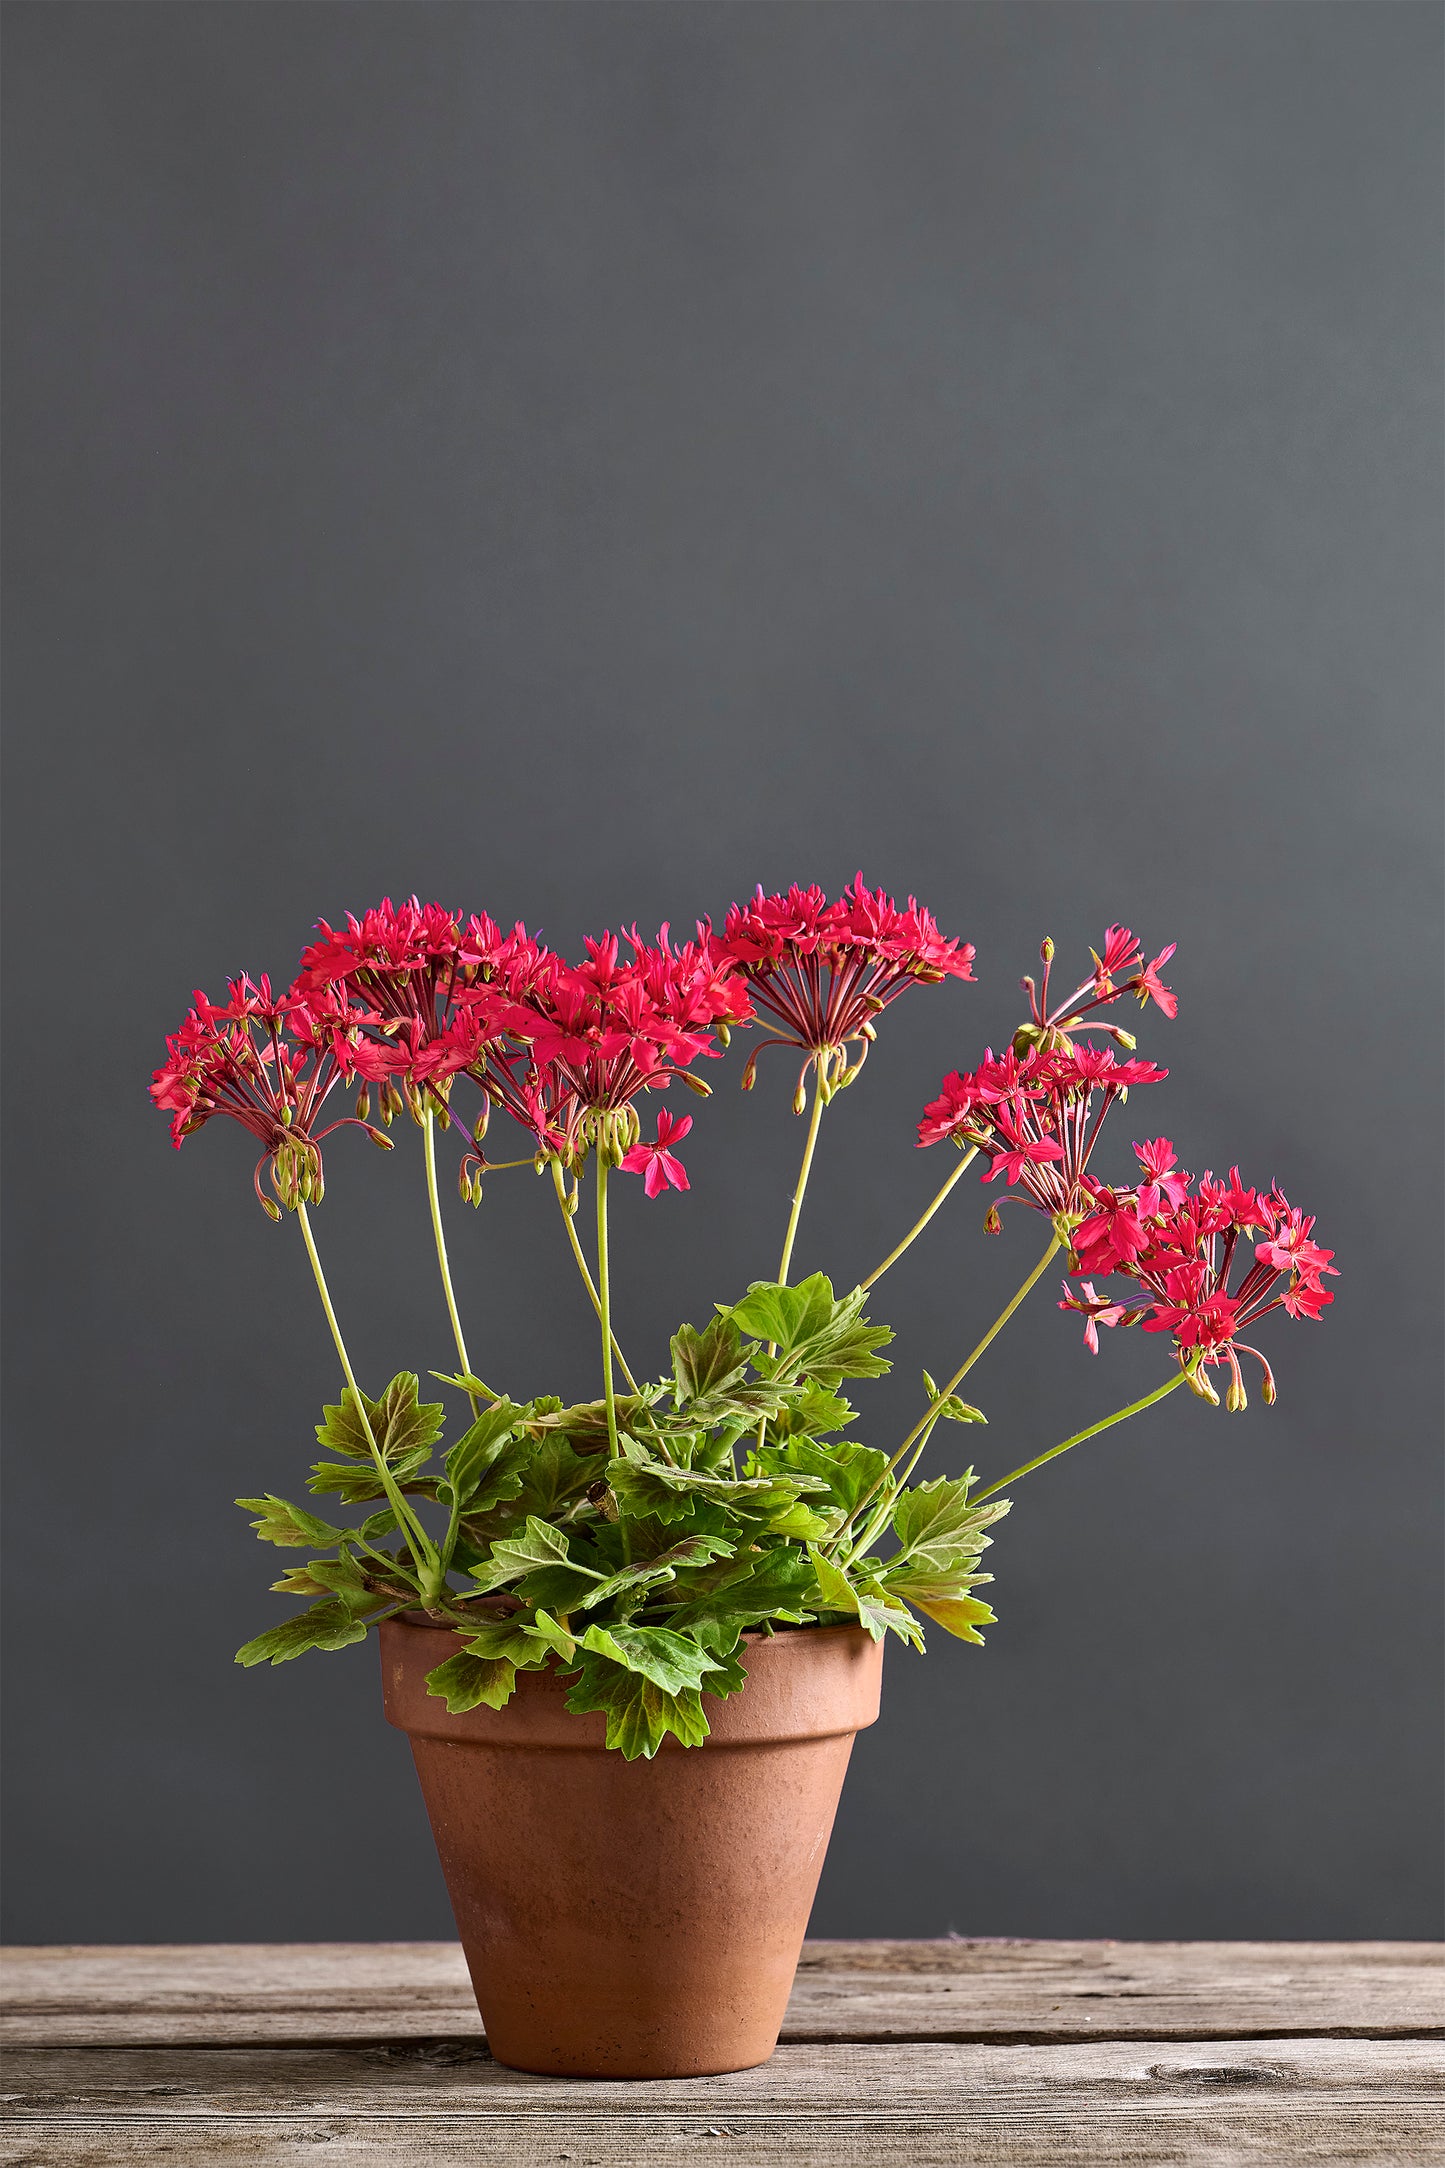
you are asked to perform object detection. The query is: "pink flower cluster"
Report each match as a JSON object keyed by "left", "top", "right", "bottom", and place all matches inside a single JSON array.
[
  {"left": 714, "top": 876, "right": 975, "bottom": 1104},
  {"left": 1060, "top": 1150, "right": 1336, "bottom": 1402},
  {"left": 152, "top": 879, "right": 970, "bottom": 1200}
]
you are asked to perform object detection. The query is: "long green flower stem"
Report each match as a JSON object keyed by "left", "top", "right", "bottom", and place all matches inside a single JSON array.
[
  {"left": 971, "top": 1367, "right": 1192, "bottom": 1503},
  {"left": 834, "top": 1231, "right": 1062, "bottom": 1566},
  {"left": 549, "top": 1161, "right": 641, "bottom": 1395},
  {"left": 777, "top": 1063, "right": 829, "bottom": 1286},
  {"left": 422, "top": 1109, "right": 480, "bottom": 1420},
  {"left": 860, "top": 1146, "right": 980, "bottom": 1292},
  {"left": 295, "top": 1200, "right": 440, "bottom": 1591},
  {"left": 595, "top": 1154, "right": 620, "bottom": 1460}
]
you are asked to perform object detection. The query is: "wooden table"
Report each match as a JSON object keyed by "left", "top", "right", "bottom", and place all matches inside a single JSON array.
[{"left": 3, "top": 1940, "right": 1442, "bottom": 2163}]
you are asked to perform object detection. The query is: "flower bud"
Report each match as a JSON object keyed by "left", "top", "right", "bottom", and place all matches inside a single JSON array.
[
  {"left": 260, "top": 1195, "right": 282, "bottom": 1222},
  {"left": 354, "top": 1087, "right": 371, "bottom": 1123},
  {"left": 715, "top": 1020, "right": 731, "bottom": 1049},
  {"left": 740, "top": 1049, "right": 760, "bottom": 1092},
  {"left": 1184, "top": 1362, "right": 1220, "bottom": 1404},
  {"left": 1040, "top": 936, "right": 1055, "bottom": 964},
  {"left": 1225, "top": 1375, "right": 1248, "bottom": 1413},
  {"left": 792, "top": 1075, "right": 809, "bottom": 1115},
  {"left": 983, "top": 1203, "right": 1003, "bottom": 1235},
  {"left": 680, "top": 1070, "right": 712, "bottom": 1097}
]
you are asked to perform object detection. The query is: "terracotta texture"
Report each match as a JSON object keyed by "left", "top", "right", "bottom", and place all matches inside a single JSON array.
[{"left": 380, "top": 1615, "right": 883, "bottom": 2077}]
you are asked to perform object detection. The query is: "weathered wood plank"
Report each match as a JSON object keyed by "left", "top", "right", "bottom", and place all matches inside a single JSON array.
[
  {"left": 3, "top": 1940, "right": 1440, "bottom": 2048},
  {"left": 3, "top": 2037, "right": 1442, "bottom": 2166}
]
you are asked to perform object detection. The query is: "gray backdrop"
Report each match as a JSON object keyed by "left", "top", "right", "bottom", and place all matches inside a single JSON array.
[{"left": 4, "top": 1, "right": 1440, "bottom": 1946}]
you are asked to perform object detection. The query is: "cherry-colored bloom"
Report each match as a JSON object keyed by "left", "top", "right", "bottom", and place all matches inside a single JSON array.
[
  {"left": 1057, "top": 1279, "right": 1140, "bottom": 1354},
  {"left": 1132, "top": 1137, "right": 1191, "bottom": 1218},
  {"left": 1073, "top": 1188, "right": 1153, "bottom": 1272},
  {"left": 716, "top": 875, "right": 973, "bottom": 1105},
  {"left": 620, "top": 1110, "right": 693, "bottom": 1198},
  {"left": 1133, "top": 945, "right": 1178, "bottom": 1019},
  {"left": 981, "top": 1109, "right": 1065, "bottom": 1187},
  {"left": 472, "top": 926, "right": 750, "bottom": 1170},
  {"left": 1061, "top": 1167, "right": 1336, "bottom": 1398},
  {"left": 150, "top": 974, "right": 382, "bottom": 1213},
  {"left": 294, "top": 896, "right": 548, "bottom": 1099},
  {"left": 919, "top": 1040, "right": 1168, "bottom": 1230},
  {"left": 1017, "top": 924, "right": 1181, "bottom": 1047}
]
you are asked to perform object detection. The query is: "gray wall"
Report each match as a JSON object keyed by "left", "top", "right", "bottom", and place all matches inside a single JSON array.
[{"left": 4, "top": 1, "right": 1440, "bottom": 1946}]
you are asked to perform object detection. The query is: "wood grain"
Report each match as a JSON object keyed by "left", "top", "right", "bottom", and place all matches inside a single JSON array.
[
  {"left": 3, "top": 2037, "right": 1443, "bottom": 2166},
  {"left": 3, "top": 1939, "right": 1440, "bottom": 2048}
]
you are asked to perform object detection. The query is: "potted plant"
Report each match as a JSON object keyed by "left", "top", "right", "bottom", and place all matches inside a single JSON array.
[{"left": 152, "top": 882, "right": 1335, "bottom": 2077}]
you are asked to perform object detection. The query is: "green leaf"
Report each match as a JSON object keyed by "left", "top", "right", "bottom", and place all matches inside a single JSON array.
[
  {"left": 307, "top": 1443, "right": 434, "bottom": 1501},
  {"left": 806, "top": 1544, "right": 861, "bottom": 1619},
  {"left": 573, "top": 1534, "right": 735, "bottom": 1614},
  {"left": 661, "top": 1547, "right": 817, "bottom": 1648},
  {"left": 771, "top": 1383, "right": 856, "bottom": 1438},
  {"left": 729, "top": 1273, "right": 835, "bottom": 1351},
  {"left": 671, "top": 1317, "right": 748, "bottom": 1402},
  {"left": 315, "top": 1374, "right": 445, "bottom": 1465},
  {"left": 608, "top": 1458, "right": 826, "bottom": 1527},
  {"left": 443, "top": 1400, "right": 521, "bottom": 1498},
  {"left": 434, "top": 1618, "right": 543, "bottom": 1666},
  {"left": 890, "top": 1477, "right": 1008, "bottom": 1567},
  {"left": 854, "top": 1578, "right": 926, "bottom": 1649},
  {"left": 519, "top": 1608, "right": 577, "bottom": 1662},
  {"left": 423, "top": 1651, "right": 517, "bottom": 1713},
  {"left": 469, "top": 1515, "right": 575, "bottom": 1592},
  {"left": 887, "top": 1571, "right": 997, "bottom": 1644},
  {"left": 575, "top": 1623, "right": 720, "bottom": 1694},
  {"left": 235, "top": 1600, "right": 369, "bottom": 1666},
  {"left": 507, "top": 1433, "right": 595, "bottom": 1519},
  {"left": 562, "top": 1658, "right": 710, "bottom": 1759},
  {"left": 732, "top": 1277, "right": 893, "bottom": 1389},
  {"left": 430, "top": 1369, "right": 500, "bottom": 1399},
  {"left": 759, "top": 1439, "right": 893, "bottom": 1518},
  {"left": 764, "top": 1502, "right": 835, "bottom": 1540},
  {"left": 237, "top": 1495, "right": 347, "bottom": 1550}
]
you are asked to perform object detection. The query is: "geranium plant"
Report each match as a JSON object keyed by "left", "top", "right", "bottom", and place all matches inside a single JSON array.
[{"left": 153, "top": 883, "right": 1335, "bottom": 1760}]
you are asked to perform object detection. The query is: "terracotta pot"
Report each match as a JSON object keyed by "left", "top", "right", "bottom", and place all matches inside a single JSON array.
[{"left": 380, "top": 1614, "right": 883, "bottom": 2077}]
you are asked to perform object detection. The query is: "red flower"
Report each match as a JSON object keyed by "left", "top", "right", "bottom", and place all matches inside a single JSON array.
[
  {"left": 980, "top": 1109, "right": 1065, "bottom": 1187},
  {"left": 917, "top": 1072, "right": 982, "bottom": 1148},
  {"left": 150, "top": 974, "right": 382, "bottom": 1213},
  {"left": 1017, "top": 923, "right": 1181, "bottom": 1048},
  {"left": 717, "top": 875, "right": 974, "bottom": 1105},
  {"left": 1057, "top": 1279, "right": 1139, "bottom": 1354},
  {"left": 918, "top": 1040, "right": 1168, "bottom": 1232},
  {"left": 1073, "top": 1189, "right": 1152, "bottom": 1272},
  {"left": 1133, "top": 945, "right": 1178, "bottom": 1019},
  {"left": 1061, "top": 1167, "right": 1336, "bottom": 1399},
  {"left": 1132, "top": 1137, "right": 1191, "bottom": 1218},
  {"left": 294, "top": 897, "right": 548, "bottom": 1101},
  {"left": 472, "top": 926, "right": 749, "bottom": 1170},
  {"left": 620, "top": 1110, "right": 693, "bottom": 1198}
]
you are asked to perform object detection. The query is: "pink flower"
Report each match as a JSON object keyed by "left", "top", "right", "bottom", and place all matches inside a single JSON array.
[
  {"left": 1132, "top": 1137, "right": 1191, "bottom": 1217},
  {"left": 1057, "top": 1279, "right": 1136, "bottom": 1354},
  {"left": 1132, "top": 945, "right": 1178, "bottom": 1019},
  {"left": 150, "top": 974, "right": 383, "bottom": 1213},
  {"left": 917, "top": 1072, "right": 983, "bottom": 1148},
  {"left": 980, "top": 1109, "right": 1065, "bottom": 1186},
  {"left": 1017, "top": 923, "right": 1179, "bottom": 1044},
  {"left": 717, "top": 875, "right": 974, "bottom": 1104},
  {"left": 620, "top": 1110, "right": 693, "bottom": 1198}
]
